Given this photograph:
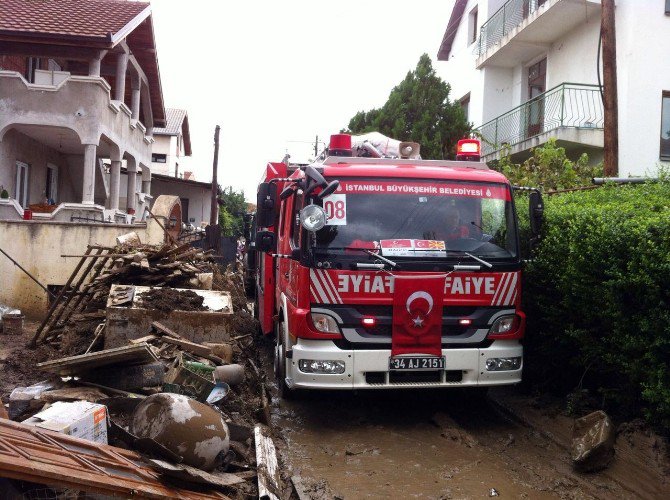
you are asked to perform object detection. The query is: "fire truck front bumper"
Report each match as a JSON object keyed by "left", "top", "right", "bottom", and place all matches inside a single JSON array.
[{"left": 285, "top": 339, "right": 523, "bottom": 390}]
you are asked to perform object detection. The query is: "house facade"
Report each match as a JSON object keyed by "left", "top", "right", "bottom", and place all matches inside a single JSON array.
[
  {"left": 151, "top": 108, "right": 191, "bottom": 177},
  {"left": 0, "top": 0, "right": 189, "bottom": 318},
  {"left": 0, "top": 0, "right": 165, "bottom": 223},
  {"left": 437, "top": 0, "right": 670, "bottom": 176}
]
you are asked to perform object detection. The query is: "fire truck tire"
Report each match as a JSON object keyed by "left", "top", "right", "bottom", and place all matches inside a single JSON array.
[{"left": 274, "top": 320, "right": 296, "bottom": 399}]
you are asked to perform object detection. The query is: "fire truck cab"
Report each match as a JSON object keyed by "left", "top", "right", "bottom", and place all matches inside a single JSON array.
[{"left": 254, "top": 134, "right": 543, "bottom": 397}]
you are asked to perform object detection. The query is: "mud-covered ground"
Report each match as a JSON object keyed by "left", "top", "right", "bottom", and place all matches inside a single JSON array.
[{"left": 264, "top": 358, "right": 670, "bottom": 499}]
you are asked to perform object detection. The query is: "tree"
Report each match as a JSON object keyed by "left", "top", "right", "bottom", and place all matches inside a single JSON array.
[
  {"left": 218, "top": 186, "right": 247, "bottom": 237},
  {"left": 492, "top": 139, "right": 603, "bottom": 191},
  {"left": 346, "top": 54, "right": 470, "bottom": 159}
]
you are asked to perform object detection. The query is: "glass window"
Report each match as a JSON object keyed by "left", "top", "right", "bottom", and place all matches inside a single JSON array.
[
  {"left": 468, "top": 7, "right": 478, "bottom": 45},
  {"left": 314, "top": 179, "right": 517, "bottom": 261},
  {"left": 291, "top": 192, "right": 303, "bottom": 249},
  {"left": 152, "top": 153, "right": 167, "bottom": 163},
  {"left": 660, "top": 92, "right": 670, "bottom": 160}
]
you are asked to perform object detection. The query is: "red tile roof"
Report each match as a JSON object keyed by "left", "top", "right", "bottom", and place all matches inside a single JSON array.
[{"left": 0, "top": 0, "right": 150, "bottom": 41}]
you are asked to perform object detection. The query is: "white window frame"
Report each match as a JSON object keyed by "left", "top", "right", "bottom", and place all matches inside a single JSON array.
[
  {"left": 46, "top": 163, "right": 58, "bottom": 203},
  {"left": 468, "top": 7, "right": 478, "bottom": 46},
  {"left": 15, "top": 161, "right": 29, "bottom": 208}
]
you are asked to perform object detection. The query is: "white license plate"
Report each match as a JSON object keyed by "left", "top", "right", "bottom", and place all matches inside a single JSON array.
[{"left": 388, "top": 356, "right": 445, "bottom": 371}]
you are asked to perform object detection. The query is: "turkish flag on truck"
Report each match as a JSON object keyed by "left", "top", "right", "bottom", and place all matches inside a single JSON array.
[{"left": 391, "top": 275, "right": 445, "bottom": 357}]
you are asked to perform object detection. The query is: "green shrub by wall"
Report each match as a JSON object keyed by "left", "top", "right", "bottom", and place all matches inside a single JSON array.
[{"left": 519, "top": 181, "right": 670, "bottom": 432}]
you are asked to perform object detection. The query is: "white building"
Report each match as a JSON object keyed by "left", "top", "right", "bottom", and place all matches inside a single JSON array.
[
  {"left": 151, "top": 108, "right": 191, "bottom": 177},
  {"left": 437, "top": 0, "right": 670, "bottom": 176}
]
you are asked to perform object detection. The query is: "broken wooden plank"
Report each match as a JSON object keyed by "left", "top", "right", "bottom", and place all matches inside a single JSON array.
[
  {"left": 150, "top": 459, "right": 246, "bottom": 488},
  {"left": 130, "top": 335, "right": 158, "bottom": 345},
  {"left": 37, "top": 343, "right": 158, "bottom": 377},
  {"left": 159, "top": 336, "right": 212, "bottom": 358},
  {"left": 0, "top": 418, "right": 229, "bottom": 499},
  {"left": 81, "top": 362, "right": 165, "bottom": 391},
  {"left": 254, "top": 425, "right": 281, "bottom": 500},
  {"left": 84, "top": 322, "right": 106, "bottom": 354},
  {"left": 152, "top": 321, "right": 185, "bottom": 339}
]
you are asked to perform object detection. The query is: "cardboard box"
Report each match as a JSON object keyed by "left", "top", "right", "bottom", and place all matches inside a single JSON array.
[{"left": 23, "top": 401, "right": 108, "bottom": 444}]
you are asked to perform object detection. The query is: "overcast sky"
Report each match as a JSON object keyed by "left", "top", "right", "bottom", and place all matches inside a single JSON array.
[{"left": 151, "top": 0, "right": 455, "bottom": 201}]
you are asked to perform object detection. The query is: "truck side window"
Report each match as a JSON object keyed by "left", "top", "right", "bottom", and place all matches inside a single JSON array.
[{"left": 290, "top": 192, "right": 303, "bottom": 249}]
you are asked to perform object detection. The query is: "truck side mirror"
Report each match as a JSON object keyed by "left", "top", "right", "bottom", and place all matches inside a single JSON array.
[
  {"left": 318, "top": 180, "right": 340, "bottom": 199},
  {"left": 255, "top": 230, "right": 276, "bottom": 253},
  {"left": 256, "top": 183, "right": 277, "bottom": 228},
  {"left": 529, "top": 190, "right": 544, "bottom": 236}
]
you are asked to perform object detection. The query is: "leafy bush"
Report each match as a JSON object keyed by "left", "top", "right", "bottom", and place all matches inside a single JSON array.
[
  {"left": 493, "top": 139, "right": 603, "bottom": 190},
  {"left": 218, "top": 186, "right": 247, "bottom": 237},
  {"left": 519, "top": 181, "right": 670, "bottom": 432}
]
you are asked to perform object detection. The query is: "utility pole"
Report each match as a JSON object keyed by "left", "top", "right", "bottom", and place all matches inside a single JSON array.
[
  {"left": 210, "top": 125, "right": 221, "bottom": 225},
  {"left": 314, "top": 135, "right": 319, "bottom": 157},
  {"left": 601, "top": 0, "right": 618, "bottom": 176},
  {"left": 207, "top": 125, "right": 221, "bottom": 254}
]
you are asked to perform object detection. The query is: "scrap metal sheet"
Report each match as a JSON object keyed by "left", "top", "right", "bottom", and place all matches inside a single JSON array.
[{"left": 0, "top": 418, "right": 229, "bottom": 499}]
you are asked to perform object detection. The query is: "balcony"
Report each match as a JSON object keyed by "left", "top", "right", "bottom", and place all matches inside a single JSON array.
[
  {"left": 475, "top": 83, "right": 603, "bottom": 160},
  {"left": 476, "top": 0, "right": 601, "bottom": 68}
]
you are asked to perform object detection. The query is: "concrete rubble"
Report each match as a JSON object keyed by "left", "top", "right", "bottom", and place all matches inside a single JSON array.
[
  {"left": 0, "top": 239, "right": 279, "bottom": 499},
  {"left": 571, "top": 410, "right": 616, "bottom": 472}
]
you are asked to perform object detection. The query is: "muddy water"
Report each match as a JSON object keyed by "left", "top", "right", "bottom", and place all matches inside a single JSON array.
[{"left": 272, "top": 388, "right": 668, "bottom": 499}]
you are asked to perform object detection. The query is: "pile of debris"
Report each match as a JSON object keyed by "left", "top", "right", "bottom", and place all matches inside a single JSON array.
[{"left": 0, "top": 236, "right": 282, "bottom": 499}]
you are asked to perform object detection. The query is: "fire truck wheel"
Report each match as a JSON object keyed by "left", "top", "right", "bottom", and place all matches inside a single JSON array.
[{"left": 274, "top": 321, "right": 295, "bottom": 399}]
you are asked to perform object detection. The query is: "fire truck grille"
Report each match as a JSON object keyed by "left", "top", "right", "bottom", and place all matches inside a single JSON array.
[{"left": 364, "top": 370, "right": 463, "bottom": 385}]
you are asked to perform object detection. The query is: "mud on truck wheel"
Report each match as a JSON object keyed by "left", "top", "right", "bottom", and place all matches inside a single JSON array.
[{"left": 274, "top": 319, "right": 298, "bottom": 400}]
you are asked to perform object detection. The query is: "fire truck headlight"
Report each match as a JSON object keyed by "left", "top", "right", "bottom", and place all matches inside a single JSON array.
[
  {"left": 488, "top": 315, "right": 519, "bottom": 336},
  {"left": 310, "top": 312, "right": 341, "bottom": 333},
  {"left": 300, "top": 205, "right": 327, "bottom": 231},
  {"left": 298, "top": 359, "right": 346, "bottom": 374},
  {"left": 485, "top": 357, "right": 522, "bottom": 371}
]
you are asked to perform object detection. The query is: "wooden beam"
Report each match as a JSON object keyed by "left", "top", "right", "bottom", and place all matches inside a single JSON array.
[{"left": 0, "top": 41, "right": 100, "bottom": 61}]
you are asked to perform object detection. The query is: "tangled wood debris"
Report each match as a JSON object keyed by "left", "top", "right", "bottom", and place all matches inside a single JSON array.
[{"left": 0, "top": 238, "right": 280, "bottom": 499}]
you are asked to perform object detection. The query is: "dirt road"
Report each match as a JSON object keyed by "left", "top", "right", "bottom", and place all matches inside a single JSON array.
[{"left": 271, "top": 387, "right": 670, "bottom": 499}]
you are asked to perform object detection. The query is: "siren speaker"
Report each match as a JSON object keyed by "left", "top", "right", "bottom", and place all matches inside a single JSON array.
[{"left": 399, "top": 142, "right": 421, "bottom": 159}]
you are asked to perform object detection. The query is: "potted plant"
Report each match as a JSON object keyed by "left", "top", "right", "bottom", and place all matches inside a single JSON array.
[{"left": 0, "top": 185, "right": 8, "bottom": 199}]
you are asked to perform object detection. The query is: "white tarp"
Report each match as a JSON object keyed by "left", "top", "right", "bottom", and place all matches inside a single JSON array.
[{"left": 350, "top": 132, "right": 420, "bottom": 159}]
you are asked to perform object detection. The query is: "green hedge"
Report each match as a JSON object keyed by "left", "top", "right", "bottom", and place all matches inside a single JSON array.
[{"left": 518, "top": 181, "right": 670, "bottom": 431}]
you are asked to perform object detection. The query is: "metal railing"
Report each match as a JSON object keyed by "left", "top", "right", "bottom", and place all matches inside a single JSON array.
[
  {"left": 477, "top": 0, "right": 547, "bottom": 56},
  {"left": 475, "top": 83, "right": 603, "bottom": 157}
]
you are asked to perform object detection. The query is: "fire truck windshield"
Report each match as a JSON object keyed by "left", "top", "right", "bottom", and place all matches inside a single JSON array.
[{"left": 312, "top": 179, "right": 518, "bottom": 261}]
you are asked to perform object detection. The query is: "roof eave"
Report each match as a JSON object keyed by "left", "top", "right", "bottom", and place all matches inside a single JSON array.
[
  {"left": 0, "top": 29, "right": 113, "bottom": 48},
  {"left": 109, "top": 4, "right": 152, "bottom": 46},
  {"left": 437, "top": 0, "right": 468, "bottom": 61},
  {"left": 182, "top": 114, "right": 192, "bottom": 156}
]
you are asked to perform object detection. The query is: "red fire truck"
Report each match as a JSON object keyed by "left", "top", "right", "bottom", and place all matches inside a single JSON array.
[{"left": 254, "top": 134, "right": 543, "bottom": 397}]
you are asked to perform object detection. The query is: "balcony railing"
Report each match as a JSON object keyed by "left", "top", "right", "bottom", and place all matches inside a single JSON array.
[
  {"left": 475, "top": 83, "right": 603, "bottom": 157},
  {"left": 477, "top": 0, "right": 548, "bottom": 56}
]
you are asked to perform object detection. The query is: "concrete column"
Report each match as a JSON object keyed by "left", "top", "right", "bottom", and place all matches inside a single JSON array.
[
  {"left": 115, "top": 52, "right": 129, "bottom": 101},
  {"left": 141, "top": 167, "right": 151, "bottom": 195},
  {"left": 126, "top": 168, "right": 137, "bottom": 213},
  {"left": 109, "top": 160, "right": 121, "bottom": 210},
  {"left": 131, "top": 87, "right": 141, "bottom": 120},
  {"left": 82, "top": 144, "right": 97, "bottom": 205},
  {"left": 89, "top": 58, "right": 101, "bottom": 77}
]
